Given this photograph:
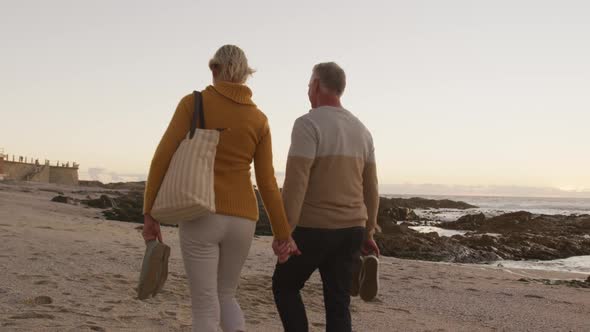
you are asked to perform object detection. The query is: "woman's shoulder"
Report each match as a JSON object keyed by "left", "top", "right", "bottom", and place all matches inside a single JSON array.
[
  {"left": 177, "top": 92, "right": 196, "bottom": 109},
  {"left": 250, "top": 106, "right": 268, "bottom": 122},
  {"left": 177, "top": 89, "right": 207, "bottom": 114},
  {"left": 169, "top": 93, "right": 195, "bottom": 118}
]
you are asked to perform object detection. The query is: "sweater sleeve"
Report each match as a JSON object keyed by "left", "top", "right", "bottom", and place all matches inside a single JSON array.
[
  {"left": 282, "top": 117, "right": 317, "bottom": 229},
  {"left": 253, "top": 119, "right": 291, "bottom": 240},
  {"left": 143, "top": 95, "right": 192, "bottom": 215},
  {"left": 362, "top": 139, "right": 379, "bottom": 237}
]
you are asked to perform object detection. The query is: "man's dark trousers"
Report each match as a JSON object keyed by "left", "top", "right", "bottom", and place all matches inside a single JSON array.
[{"left": 272, "top": 226, "right": 365, "bottom": 332}]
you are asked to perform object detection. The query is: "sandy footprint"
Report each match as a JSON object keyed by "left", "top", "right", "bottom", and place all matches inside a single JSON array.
[
  {"left": 109, "top": 273, "right": 131, "bottom": 285},
  {"left": 69, "top": 324, "right": 106, "bottom": 332},
  {"left": 163, "top": 310, "right": 177, "bottom": 317},
  {"left": 28, "top": 295, "right": 53, "bottom": 305},
  {"left": 34, "top": 279, "right": 58, "bottom": 287},
  {"left": 388, "top": 307, "right": 411, "bottom": 314},
  {"left": 35, "top": 226, "right": 54, "bottom": 230},
  {"left": 117, "top": 314, "right": 140, "bottom": 322},
  {"left": 247, "top": 318, "right": 261, "bottom": 325},
  {"left": 10, "top": 311, "right": 55, "bottom": 319},
  {"left": 19, "top": 274, "right": 46, "bottom": 279}
]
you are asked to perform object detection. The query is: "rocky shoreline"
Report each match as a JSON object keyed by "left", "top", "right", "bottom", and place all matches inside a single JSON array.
[{"left": 54, "top": 181, "right": 590, "bottom": 264}]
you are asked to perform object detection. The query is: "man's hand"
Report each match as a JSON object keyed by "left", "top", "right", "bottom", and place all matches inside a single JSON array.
[
  {"left": 361, "top": 235, "right": 380, "bottom": 257},
  {"left": 143, "top": 214, "right": 163, "bottom": 244},
  {"left": 273, "top": 236, "right": 301, "bottom": 263}
]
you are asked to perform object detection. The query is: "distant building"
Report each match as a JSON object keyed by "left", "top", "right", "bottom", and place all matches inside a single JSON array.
[
  {"left": 0, "top": 148, "right": 79, "bottom": 185},
  {"left": 0, "top": 149, "right": 5, "bottom": 180}
]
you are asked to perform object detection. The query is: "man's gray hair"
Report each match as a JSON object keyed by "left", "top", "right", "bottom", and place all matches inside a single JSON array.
[{"left": 312, "top": 62, "right": 346, "bottom": 96}]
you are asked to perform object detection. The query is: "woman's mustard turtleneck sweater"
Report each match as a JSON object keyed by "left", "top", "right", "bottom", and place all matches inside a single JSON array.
[{"left": 143, "top": 81, "right": 291, "bottom": 240}]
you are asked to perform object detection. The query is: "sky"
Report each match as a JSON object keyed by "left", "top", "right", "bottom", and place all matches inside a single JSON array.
[{"left": 1, "top": 0, "right": 589, "bottom": 197}]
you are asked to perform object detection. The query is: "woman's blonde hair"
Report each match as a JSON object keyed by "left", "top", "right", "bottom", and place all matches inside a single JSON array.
[{"left": 208, "top": 45, "right": 255, "bottom": 84}]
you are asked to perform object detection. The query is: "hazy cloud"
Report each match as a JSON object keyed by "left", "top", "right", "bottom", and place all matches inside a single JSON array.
[
  {"left": 82, "top": 168, "right": 147, "bottom": 184},
  {"left": 380, "top": 183, "right": 590, "bottom": 198}
]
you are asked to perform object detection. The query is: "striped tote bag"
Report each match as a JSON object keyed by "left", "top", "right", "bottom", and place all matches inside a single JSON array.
[{"left": 151, "top": 91, "right": 219, "bottom": 225}]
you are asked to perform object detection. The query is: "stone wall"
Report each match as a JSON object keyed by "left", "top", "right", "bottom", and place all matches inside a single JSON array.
[
  {"left": 29, "top": 165, "right": 50, "bottom": 182},
  {"left": 1, "top": 160, "right": 78, "bottom": 185},
  {"left": 2, "top": 161, "right": 38, "bottom": 180},
  {"left": 49, "top": 166, "right": 79, "bottom": 186}
]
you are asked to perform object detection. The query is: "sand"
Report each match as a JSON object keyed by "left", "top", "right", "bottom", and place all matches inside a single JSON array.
[{"left": 0, "top": 181, "right": 589, "bottom": 331}]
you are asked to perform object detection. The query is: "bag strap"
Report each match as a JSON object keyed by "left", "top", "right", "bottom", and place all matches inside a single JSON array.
[{"left": 189, "top": 91, "right": 206, "bottom": 139}]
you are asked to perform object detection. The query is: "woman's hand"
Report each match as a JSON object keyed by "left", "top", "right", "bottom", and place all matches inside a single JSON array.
[
  {"left": 143, "top": 214, "right": 163, "bottom": 244},
  {"left": 273, "top": 236, "right": 301, "bottom": 263}
]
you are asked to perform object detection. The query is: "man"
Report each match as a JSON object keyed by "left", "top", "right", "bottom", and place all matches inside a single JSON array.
[{"left": 273, "top": 62, "right": 380, "bottom": 332}]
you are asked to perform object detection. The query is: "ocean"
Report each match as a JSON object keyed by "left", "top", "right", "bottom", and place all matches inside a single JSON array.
[
  {"left": 386, "top": 194, "right": 590, "bottom": 223},
  {"left": 441, "top": 195, "right": 590, "bottom": 216}
]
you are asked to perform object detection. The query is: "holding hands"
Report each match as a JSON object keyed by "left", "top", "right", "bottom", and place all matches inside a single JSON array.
[{"left": 272, "top": 236, "right": 301, "bottom": 263}]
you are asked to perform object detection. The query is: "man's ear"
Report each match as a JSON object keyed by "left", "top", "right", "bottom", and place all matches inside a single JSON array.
[{"left": 313, "top": 79, "right": 320, "bottom": 94}]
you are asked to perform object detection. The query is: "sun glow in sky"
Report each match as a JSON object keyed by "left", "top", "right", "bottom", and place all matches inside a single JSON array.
[{"left": 1, "top": 0, "right": 589, "bottom": 196}]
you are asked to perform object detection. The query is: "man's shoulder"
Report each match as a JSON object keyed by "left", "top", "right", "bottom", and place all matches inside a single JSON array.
[
  {"left": 293, "top": 112, "right": 318, "bottom": 130},
  {"left": 295, "top": 110, "right": 314, "bottom": 122},
  {"left": 341, "top": 108, "right": 373, "bottom": 138}
]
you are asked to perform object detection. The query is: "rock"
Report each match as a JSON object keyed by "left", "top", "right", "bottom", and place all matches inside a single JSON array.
[
  {"left": 441, "top": 213, "right": 486, "bottom": 231},
  {"left": 78, "top": 180, "right": 105, "bottom": 188},
  {"left": 382, "top": 207, "right": 419, "bottom": 221},
  {"left": 379, "top": 221, "right": 414, "bottom": 235},
  {"left": 51, "top": 195, "right": 76, "bottom": 205},
  {"left": 69, "top": 180, "right": 590, "bottom": 265},
  {"left": 379, "top": 197, "right": 477, "bottom": 212},
  {"left": 101, "top": 191, "right": 144, "bottom": 223},
  {"left": 441, "top": 212, "right": 590, "bottom": 261},
  {"left": 79, "top": 190, "right": 144, "bottom": 223},
  {"left": 83, "top": 195, "right": 116, "bottom": 209},
  {"left": 374, "top": 228, "right": 499, "bottom": 263},
  {"left": 79, "top": 180, "right": 147, "bottom": 191},
  {"left": 522, "top": 277, "right": 590, "bottom": 289},
  {"left": 376, "top": 210, "right": 590, "bottom": 262},
  {"left": 33, "top": 296, "right": 53, "bottom": 305}
]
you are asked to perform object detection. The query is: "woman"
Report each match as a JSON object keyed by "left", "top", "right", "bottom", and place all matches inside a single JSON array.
[{"left": 142, "top": 45, "right": 296, "bottom": 332}]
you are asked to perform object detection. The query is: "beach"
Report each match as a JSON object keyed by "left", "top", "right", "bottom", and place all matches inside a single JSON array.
[{"left": 1, "top": 181, "right": 589, "bottom": 332}]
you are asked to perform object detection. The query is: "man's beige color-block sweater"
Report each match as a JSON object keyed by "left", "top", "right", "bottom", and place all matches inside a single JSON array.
[{"left": 282, "top": 106, "right": 378, "bottom": 236}]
